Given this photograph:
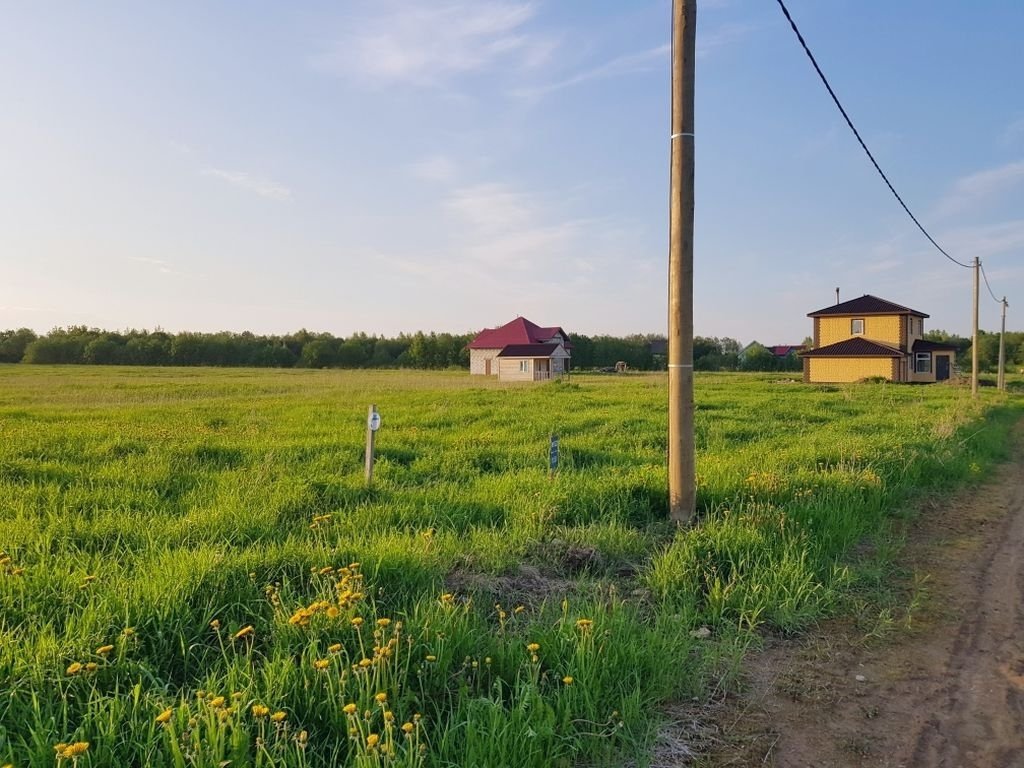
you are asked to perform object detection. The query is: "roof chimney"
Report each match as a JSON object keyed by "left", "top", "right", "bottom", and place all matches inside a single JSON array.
[{"left": 835, "top": 287, "right": 840, "bottom": 305}]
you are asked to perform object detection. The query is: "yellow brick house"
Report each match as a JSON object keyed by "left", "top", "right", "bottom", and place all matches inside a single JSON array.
[{"left": 800, "top": 295, "right": 958, "bottom": 383}]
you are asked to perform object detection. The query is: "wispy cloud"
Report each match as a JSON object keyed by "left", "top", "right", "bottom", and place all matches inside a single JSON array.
[
  {"left": 409, "top": 154, "right": 459, "bottom": 184},
  {"left": 312, "top": 1, "right": 552, "bottom": 87},
  {"left": 514, "top": 44, "right": 667, "bottom": 99},
  {"left": 697, "top": 23, "right": 753, "bottom": 58},
  {"left": 934, "top": 160, "right": 1024, "bottom": 217},
  {"left": 127, "top": 256, "right": 202, "bottom": 279},
  {"left": 201, "top": 168, "right": 292, "bottom": 201}
]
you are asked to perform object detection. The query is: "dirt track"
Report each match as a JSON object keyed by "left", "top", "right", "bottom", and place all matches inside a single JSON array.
[{"left": 699, "top": 424, "right": 1024, "bottom": 768}]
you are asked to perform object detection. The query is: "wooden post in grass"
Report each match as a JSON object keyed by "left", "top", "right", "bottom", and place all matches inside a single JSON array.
[
  {"left": 668, "top": 0, "right": 697, "bottom": 524},
  {"left": 998, "top": 297, "right": 1008, "bottom": 391},
  {"left": 972, "top": 257, "right": 980, "bottom": 397},
  {"left": 365, "top": 405, "right": 380, "bottom": 484},
  {"left": 549, "top": 433, "right": 560, "bottom": 479}
]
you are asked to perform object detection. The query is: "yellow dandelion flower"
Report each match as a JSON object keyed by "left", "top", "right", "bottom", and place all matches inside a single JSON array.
[
  {"left": 54, "top": 743, "right": 69, "bottom": 754},
  {"left": 343, "top": 703, "right": 358, "bottom": 715},
  {"left": 66, "top": 662, "right": 83, "bottom": 676},
  {"left": 374, "top": 692, "right": 387, "bottom": 704},
  {"left": 575, "top": 618, "right": 593, "bottom": 631},
  {"left": 328, "top": 643, "right": 343, "bottom": 653},
  {"left": 425, "top": 655, "right": 437, "bottom": 662},
  {"left": 326, "top": 606, "right": 340, "bottom": 619},
  {"left": 313, "top": 658, "right": 330, "bottom": 670},
  {"left": 562, "top": 676, "right": 574, "bottom": 685},
  {"left": 402, "top": 722, "right": 414, "bottom": 734},
  {"left": 271, "top": 711, "right": 287, "bottom": 722},
  {"left": 121, "top": 627, "right": 135, "bottom": 637},
  {"left": 351, "top": 617, "right": 364, "bottom": 628},
  {"left": 252, "top": 704, "right": 270, "bottom": 718},
  {"left": 96, "top": 644, "right": 114, "bottom": 656},
  {"left": 376, "top": 618, "right": 391, "bottom": 628},
  {"left": 526, "top": 643, "right": 540, "bottom": 653},
  {"left": 156, "top": 708, "right": 173, "bottom": 724},
  {"left": 514, "top": 605, "right": 525, "bottom": 614},
  {"left": 319, "top": 566, "right": 334, "bottom": 575},
  {"left": 209, "top": 619, "right": 221, "bottom": 630},
  {"left": 208, "top": 696, "right": 226, "bottom": 708},
  {"left": 366, "top": 733, "right": 380, "bottom": 749},
  {"left": 84, "top": 662, "right": 98, "bottom": 673},
  {"left": 231, "top": 692, "right": 243, "bottom": 700},
  {"left": 234, "top": 625, "right": 255, "bottom": 640},
  {"left": 62, "top": 742, "right": 90, "bottom": 758},
  {"left": 383, "top": 711, "right": 395, "bottom": 723}
]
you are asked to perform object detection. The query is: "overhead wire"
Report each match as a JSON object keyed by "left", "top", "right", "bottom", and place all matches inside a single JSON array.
[
  {"left": 980, "top": 262, "right": 1004, "bottom": 305},
  {"left": 773, "top": 0, "right": 974, "bottom": 270}
]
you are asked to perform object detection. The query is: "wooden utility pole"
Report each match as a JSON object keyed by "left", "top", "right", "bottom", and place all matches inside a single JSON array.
[
  {"left": 668, "top": 0, "right": 696, "bottom": 524},
  {"left": 998, "top": 297, "right": 1008, "bottom": 391},
  {"left": 972, "top": 257, "right": 980, "bottom": 397}
]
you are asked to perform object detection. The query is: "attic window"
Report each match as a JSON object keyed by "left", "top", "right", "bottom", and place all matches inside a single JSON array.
[{"left": 851, "top": 318, "right": 865, "bottom": 335}]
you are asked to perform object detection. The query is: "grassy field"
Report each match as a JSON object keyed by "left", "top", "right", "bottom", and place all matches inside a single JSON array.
[{"left": 0, "top": 366, "right": 1019, "bottom": 767}]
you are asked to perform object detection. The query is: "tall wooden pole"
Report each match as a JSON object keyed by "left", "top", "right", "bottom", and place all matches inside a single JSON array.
[
  {"left": 998, "top": 297, "right": 1007, "bottom": 391},
  {"left": 668, "top": 0, "right": 696, "bottom": 524},
  {"left": 972, "top": 257, "right": 980, "bottom": 397}
]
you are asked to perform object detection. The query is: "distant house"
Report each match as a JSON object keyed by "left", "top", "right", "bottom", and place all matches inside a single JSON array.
[
  {"left": 799, "top": 294, "right": 958, "bottom": 383},
  {"left": 468, "top": 317, "right": 571, "bottom": 381},
  {"left": 767, "top": 345, "right": 807, "bottom": 358}
]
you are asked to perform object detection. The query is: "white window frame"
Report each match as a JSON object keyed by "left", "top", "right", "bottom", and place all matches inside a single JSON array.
[
  {"left": 915, "top": 352, "right": 931, "bottom": 374},
  {"left": 519, "top": 360, "right": 529, "bottom": 373},
  {"left": 851, "top": 318, "right": 865, "bottom": 335}
]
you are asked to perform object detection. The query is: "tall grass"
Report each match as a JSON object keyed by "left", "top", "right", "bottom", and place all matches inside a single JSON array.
[{"left": 0, "top": 367, "right": 1018, "bottom": 766}]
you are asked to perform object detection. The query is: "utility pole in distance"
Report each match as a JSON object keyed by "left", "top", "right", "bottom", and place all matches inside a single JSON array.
[
  {"left": 972, "top": 257, "right": 980, "bottom": 397},
  {"left": 998, "top": 297, "right": 1008, "bottom": 391},
  {"left": 668, "top": 0, "right": 696, "bottom": 524}
]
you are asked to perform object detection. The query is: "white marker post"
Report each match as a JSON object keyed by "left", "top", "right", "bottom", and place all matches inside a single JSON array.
[{"left": 365, "top": 405, "right": 381, "bottom": 484}]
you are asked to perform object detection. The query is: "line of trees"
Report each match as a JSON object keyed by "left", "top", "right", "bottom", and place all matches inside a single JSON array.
[{"left": 3, "top": 326, "right": 1017, "bottom": 372}]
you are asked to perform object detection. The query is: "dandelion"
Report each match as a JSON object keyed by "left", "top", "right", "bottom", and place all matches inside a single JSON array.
[
  {"left": 271, "top": 711, "right": 287, "bottom": 723},
  {"left": 326, "top": 606, "right": 340, "bottom": 619},
  {"left": 313, "top": 658, "right": 330, "bottom": 670},
  {"left": 374, "top": 692, "right": 388, "bottom": 704},
  {"left": 84, "top": 662, "right": 98, "bottom": 673},
  {"left": 319, "top": 566, "right": 334, "bottom": 575},
  {"left": 383, "top": 711, "right": 395, "bottom": 723},
  {"left": 402, "top": 722, "right": 414, "bottom": 734},
  {"left": 351, "top": 617, "right": 364, "bottom": 628},
  {"left": 209, "top": 619, "right": 221, "bottom": 631},
  {"left": 359, "top": 658, "right": 373, "bottom": 668},
  {"left": 425, "top": 655, "right": 437, "bottom": 662},
  {"left": 366, "top": 734, "right": 380, "bottom": 749},
  {"left": 376, "top": 618, "right": 391, "bottom": 628},
  {"left": 66, "top": 662, "right": 83, "bottom": 676},
  {"left": 328, "top": 643, "right": 343, "bottom": 653},
  {"left": 343, "top": 703, "right": 358, "bottom": 715},
  {"left": 81, "top": 575, "right": 96, "bottom": 584},
  {"left": 252, "top": 704, "right": 270, "bottom": 718},
  {"left": 121, "top": 627, "right": 135, "bottom": 637},
  {"left": 562, "top": 676, "right": 574, "bottom": 685},
  {"left": 209, "top": 696, "right": 226, "bottom": 708},
  {"left": 575, "top": 618, "right": 593, "bottom": 632},
  {"left": 514, "top": 605, "right": 525, "bottom": 614},
  {"left": 60, "top": 742, "right": 90, "bottom": 759},
  {"left": 196, "top": 690, "right": 207, "bottom": 699},
  {"left": 231, "top": 692, "right": 243, "bottom": 700},
  {"left": 526, "top": 643, "right": 540, "bottom": 653},
  {"left": 156, "top": 708, "right": 173, "bottom": 724},
  {"left": 96, "top": 644, "right": 114, "bottom": 656},
  {"left": 234, "top": 625, "right": 255, "bottom": 640}
]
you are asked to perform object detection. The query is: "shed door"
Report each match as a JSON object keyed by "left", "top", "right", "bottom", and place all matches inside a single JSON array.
[
  {"left": 936, "top": 355, "right": 950, "bottom": 381},
  {"left": 485, "top": 358, "right": 491, "bottom": 376}
]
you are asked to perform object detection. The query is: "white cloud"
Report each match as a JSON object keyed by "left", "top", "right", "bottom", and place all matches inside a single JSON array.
[
  {"left": 934, "top": 160, "right": 1024, "bottom": 217},
  {"left": 697, "top": 23, "right": 753, "bottom": 58},
  {"left": 201, "top": 168, "right": 292, "bottom": 201},
  {"left": 312, "top": 1, "right": 551, "bottom": 87},
  {"left": 514, "top": 44, "right": 668, "bottom": 99},
  {"left": 409, "top": 154, "right": 459, "bottom": 184}
]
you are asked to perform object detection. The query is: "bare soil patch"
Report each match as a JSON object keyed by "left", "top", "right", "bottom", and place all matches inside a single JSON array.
[{"left": 693, "top": 425, "right": 1024, "bottom": 768}]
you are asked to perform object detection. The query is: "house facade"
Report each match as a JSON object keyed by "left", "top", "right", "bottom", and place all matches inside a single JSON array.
[
  {"left": 799, "top": 295, "right": 958, "bottom": 383},
  {"left": 468, "top": 317, "right": 571, "bottom": 381}
]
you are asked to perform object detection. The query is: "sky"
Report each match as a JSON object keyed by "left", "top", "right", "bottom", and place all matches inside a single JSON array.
[{"left": 1, "top": 0, "right": 1022, "bottom": 344}]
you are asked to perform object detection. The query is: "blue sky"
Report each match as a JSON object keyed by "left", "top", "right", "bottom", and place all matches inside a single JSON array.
[{"left": 1, "top": 1, "right": 1021, "bottom": 344}]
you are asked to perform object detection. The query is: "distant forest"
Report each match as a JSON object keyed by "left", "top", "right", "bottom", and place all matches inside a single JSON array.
[{"left": 0, "top": 326, "right": 1018, "bottom": 373}]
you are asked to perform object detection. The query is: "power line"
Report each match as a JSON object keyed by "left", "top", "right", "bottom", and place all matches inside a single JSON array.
[
  {"left": 980, "top": 262, "right": 1003, "bottom": 305},
  {"left": 773, "top": 0, "right": 973, "bottom": 270}
]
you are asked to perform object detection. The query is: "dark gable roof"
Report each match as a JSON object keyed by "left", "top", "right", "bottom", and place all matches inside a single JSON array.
[
  {"left": 808, "top": 294, "right": 928, "bottom": 319},
  {"left": 912, "top": 339, "right": 958, "bottom": 352},
  {"left": 800, "top": 338, "right": 903, "bottom": 358},
  {"left": 496, "top": 343, "right": 560, "bottom": 358}
]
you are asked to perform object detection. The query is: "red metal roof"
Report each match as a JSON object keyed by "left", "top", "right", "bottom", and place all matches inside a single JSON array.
[
  {"left": 496, "top": 343, "right": 560, "bottom": 358},
  {"left": 468, "top": 317, "right": 571, "bottom": 350},
  {"left": 808, "top": 294, "right": 928, "bottom": 318},
  {"left": 768, "top": 345, "right": 807, "bottom": 357},
  {"left": 799, "top": 338, "right": 903, "bottom": 358}
]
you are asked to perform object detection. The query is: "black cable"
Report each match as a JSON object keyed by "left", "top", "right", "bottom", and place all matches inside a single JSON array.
[
  {"left": 774, "top": 0, "right": 973, "bottom": 270},
  {"left": 980, "top": 262, "right": 1003, "bottom": 305}
]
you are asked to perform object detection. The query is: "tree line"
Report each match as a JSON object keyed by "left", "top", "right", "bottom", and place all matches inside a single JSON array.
[{"left": 1, "top": 326, "right": 1017, "bottom": 372}]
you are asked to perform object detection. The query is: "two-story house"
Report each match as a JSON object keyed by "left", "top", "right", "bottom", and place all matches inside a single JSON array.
[
  {"left": 467, "top": 317, "right": 572, "bottom": 381},
  {"left": 799, "top": 295, "right": 958, "bottom": 383}
]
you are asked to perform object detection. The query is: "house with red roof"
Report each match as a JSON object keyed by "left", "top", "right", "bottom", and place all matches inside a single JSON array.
[
  {"left": 468, "top": 317, "right": 571, "bottom": 381},
  {"left": 799, "top": 294, "right": 958, "bottom": 383}
]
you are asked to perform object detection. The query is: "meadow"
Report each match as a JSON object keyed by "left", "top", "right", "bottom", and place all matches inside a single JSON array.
[{"left": 0, "top": 366, "right": 1019, "bottom": 767}]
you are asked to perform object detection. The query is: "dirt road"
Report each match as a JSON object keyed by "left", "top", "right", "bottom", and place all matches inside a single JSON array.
[{"left": 699, "top": 429, "right": 1024, "bottom": 767}]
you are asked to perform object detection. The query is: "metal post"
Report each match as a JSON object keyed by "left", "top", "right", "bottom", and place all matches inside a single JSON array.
[
  {"left": 668, "top": 0, "right": 696, "bottom": 524},
  {"left": 365, "top": 404, "right": 377, "bottom": 484}
]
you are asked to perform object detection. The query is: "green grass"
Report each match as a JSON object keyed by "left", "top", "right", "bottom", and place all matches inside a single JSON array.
[{"left": 0, "top": 366, "right": 1019, "bottom": 767}]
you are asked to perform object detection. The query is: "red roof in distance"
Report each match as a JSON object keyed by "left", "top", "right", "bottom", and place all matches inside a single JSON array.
[
  {"left": 496, "top": 343, "right": 560, "bottom": 358},
  {"left": 468, "top": 317, "right": 572, "bottom": 350}
]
